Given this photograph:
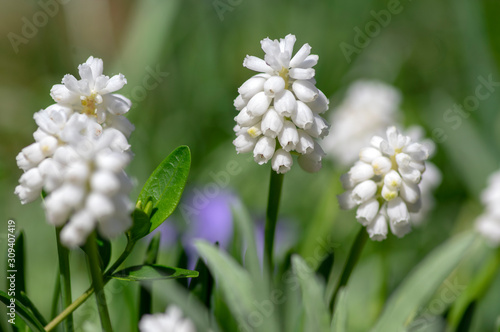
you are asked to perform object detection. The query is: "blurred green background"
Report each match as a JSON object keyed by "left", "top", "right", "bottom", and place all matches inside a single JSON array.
[{"left": 2, "top": 0, "right": 500, "bottom": 331}]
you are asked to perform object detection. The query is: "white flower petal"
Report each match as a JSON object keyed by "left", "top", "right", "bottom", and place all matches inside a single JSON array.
[
  {"left": 253, "top": 136, "right": 275, "bottom": 165},
  {"left": 274, "top": 90, "right": 297, "bottom": 117},
  {"left": 238, "top": 76, "right": 266, "bottom": 100},
  {"left": 292, "top": 80, "right": 318, "bottom": 103},
  {"left": 356, "top": 198, "right": 380, "bottom": 226},
  {"left": 246, "top": 91, "right": 272, "bottom": 116},
  {"left": 292, "top": 101, "right": 314, "bottom": 129},
  {"left": 243, "top": 55, "right": 273, "bottom": 73},
  {"left": 261, "top": 108, "right": 283, "bottom": 138},
  {"left": 271, "top": 149, "right": 293, "bottom": 174},
  {"left": 289, "top": 43, "right": 311, "bottom": 68},
  {"left": 289, "top": 67, "right": 315, "bottom": 80}
]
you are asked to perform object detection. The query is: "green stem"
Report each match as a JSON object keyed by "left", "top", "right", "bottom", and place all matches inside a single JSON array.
[
  {"left": 55, "top": 227, "right": 73, "bottom": 331},
  {"left": 45, "top": 240, "right": 135, "bottom": 331},
  {"left": 85, "top": 232, "right": 113, "bottom": 332},
  {"left": 329, "top": 227, "right": 368, "bottom": 313},
  {"left": 50, "top": 269, "right": 61, "bottom": 319},
  {"left": 263, "top": 169, "right": 284, "bottom": 273}
]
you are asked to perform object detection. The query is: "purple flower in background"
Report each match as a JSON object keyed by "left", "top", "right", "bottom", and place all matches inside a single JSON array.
[{"left": 181, "top": 189, "right": 236, "bottom": 268}]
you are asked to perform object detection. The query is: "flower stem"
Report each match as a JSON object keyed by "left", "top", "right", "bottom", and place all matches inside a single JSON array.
[
  {"left": 44, "top": 240, "right": 136, "bottom": 331},
  {"left": 85, "top": 232, "right": 113, "bottom": 332},
  {"left": 264, "top": 169, "right": 284, "bottom": 273},
  {"left": 50, "top": 270, "right": 60, "bottom": 320},
  {"left": 329, "top": 226, "right": 368, "bottom": 313},
  {"left": 55, "top": 227, "right": 73, "bottom": 331}
]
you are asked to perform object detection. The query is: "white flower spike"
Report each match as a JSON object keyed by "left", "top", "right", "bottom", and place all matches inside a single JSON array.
[
  {"left": 15, "top": 57, "right": 134, "bottom": 248},
  {"left": 233, "top": 34, "right": 330, "bottom": 173},
  {"left": 139, "top": 306, "right": 196, "bottom": 332},
  {"left": 337, "top": 126, "right": 430, "bottom": 241},
  {"left": 475, "top": 171, "right": 500, "bottom": 247}
]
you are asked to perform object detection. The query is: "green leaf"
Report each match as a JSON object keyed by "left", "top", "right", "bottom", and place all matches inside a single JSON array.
[
  {"left": 371, "top": 232, "right": 476, "bottom": 332},
  {"left": 18, "top": 291, "right": 47, "bottom": 327},
  {"left": 14, "top": 231, "right": 25, "bottom": 295},
  {"left": 139, "top": 233, "right": 161, "bottom": 317},
  {"left": 189, "top": 256, "right": 214, "bottom": 308},
  {"left": 112, "top": 264, "right": 198, "bottom": 281},
  {"left": 317, "top": 252, "right": 335, "bottom": 283},
  {"left": 195, "top": 241, "right": 256, "bottom": 325},
  {"left": 0, "top": 290, "right": 45, "bottom": 332},
  {"left": 292, "top": 255, "right": 331, "bottom": 332},
  {"left": 231, "top": 201, "right": 261, "bottom": 280},
  {"left": 331, "top": 287, "right": 348, "bottom": 332},
  {"left": 448, "top": 247, "right": 500, "bottom": 330},
  {"left": 137, "top": 145, "right": 191, "bottom": 233}
]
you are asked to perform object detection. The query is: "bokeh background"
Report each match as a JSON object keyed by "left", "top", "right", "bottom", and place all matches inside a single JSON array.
[{"left": 1, "top": 0, "right": 500, "bottom": 331}]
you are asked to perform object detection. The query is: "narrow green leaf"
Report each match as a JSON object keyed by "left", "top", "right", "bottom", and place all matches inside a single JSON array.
[
  {"left": 194, "top": 241, "right": 255, "bottom": 324},
  {"left": 176, "top": 243, "right": 189, "bottom": 289},
  {"left": 0, "top": 291, "right": 45, "bottom": 332},
  {"left": 292, "top": 255, "right": 331, "bottom": 332},
  {"left": 19, "top": 291, "right": 47, "bottom": 326},
  {"left": 331, "top": 287, "right": 348, "bottom": 332},
  {"left": 112, "top": 264, "right": 198, "bottom": 281},
  {"left": 448, "top": 247, "right": 500, "bottom": 330},
  {"left": 137, "top": 146, "right": 191, "bottom": 233},
  {"left": 14, "top": 231, "right": 25, "bottom": 295},
  {"left": 371, "top": 232, "right": 476, "bottom": 332},
  {"left": 144, "top": 233, "right": 161, "bottom": 266},
  {"left": 188, "top": 256, "right": 214, "bottom": 308},
  {"left": 317, "top": 253, "right": 335, "bottom": 283},
  {"left": 231, "top": 201, "right": 261, "bottom": 279},
  {"left": 456, "top": 301, "right": 476, "bottom": 332},
  {"left": 139, "top": 233, "right": 161, "bottom": 318}
]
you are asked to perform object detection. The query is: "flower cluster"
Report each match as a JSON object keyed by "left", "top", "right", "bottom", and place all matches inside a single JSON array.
[
  {"left": 233, "top": 34, "right": 330, "bottom": 174},
  {"left": 475, "top": 170, "right": 500, "bottom": 247},
  {"left": 15, "top": 56, "right": 134, "bottom": 248},
  {"left": 324, "top": 80, "right": 400, "bottom": 166},
  {"left": 139, "top": 306, "right": 196, "bottom": 332},
  {"left": 338, "top": 126, "right": 430, "bottom": 240}
]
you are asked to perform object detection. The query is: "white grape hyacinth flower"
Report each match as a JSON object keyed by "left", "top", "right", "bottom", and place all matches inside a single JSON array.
[
  {"left": 324, "top": 80, "right": 400, "bottom": 166},
  {"left": 50, "top": 56, "right": 134, "bottom": 137},
  {"left": 233, "top": 34, "right": 330, "bottom": 174},
  {"left": 337, "top": 126, "right": 430, "bottom": 241},
  {"left": 139, "top": 306, "right": 196, "bottom": 332},
  {"left": 405, "top": 126, "right": 442, "bottom": 225},
  {"left": 15, "top": 56, "right": 134, "bottom": 248},
  {"left": 475, "top": 171, "right": 500, "bottom": 247}
]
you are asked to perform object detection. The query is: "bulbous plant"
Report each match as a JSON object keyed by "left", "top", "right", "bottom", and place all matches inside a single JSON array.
[{"left": 12, "top": 57, "right": 195, "bottom": 332}]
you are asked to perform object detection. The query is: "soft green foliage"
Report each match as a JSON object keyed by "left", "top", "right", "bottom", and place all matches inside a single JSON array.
[
  {"left": 0, "top": 291, "right": 45, "bottom": 332},
  {"left": 371, "top": 232, "right": 476, "bottom": 331},
  {"left": 331, "top": 288, "right": 348, "bottom": 332},
  {"left": 292, "top": 255, "right": 331, "bottom": 332}
]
